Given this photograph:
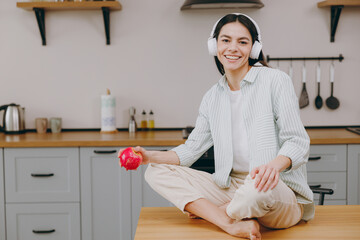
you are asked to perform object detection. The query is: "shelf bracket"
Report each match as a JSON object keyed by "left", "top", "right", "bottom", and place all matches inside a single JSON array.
[
  {"left": 102, "top": 7, "right": 110, "bottom": 45},
  {"left": 33, "top": 8, "right": 46, "bottom": 46},
  {"left": 330, "top": 5, "right": 343, "bottom": 42}
]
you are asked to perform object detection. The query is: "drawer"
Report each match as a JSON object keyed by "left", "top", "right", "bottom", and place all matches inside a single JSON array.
[
  {"left": 308, "top": 172, "right": 346, "bottom": 200},
  {"left": 6, "top": 203, "right": 80, "bottom": 240},
  {"left": 307, "top": 145, "right": 347, "bottom": 172},
  {"left": 4, "top": 148, "right": 79, "bottom": 203}
]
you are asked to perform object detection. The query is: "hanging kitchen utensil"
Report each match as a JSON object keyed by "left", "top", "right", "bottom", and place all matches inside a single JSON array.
[
  {"left": 315, "top": 62, "right": 323, "bottom": 109},
  {"left": 299, "top": 63, "right": 309, "bottom": 108},
  {"left": 325, "top": 62, "right": 340, "bottom": 109}
]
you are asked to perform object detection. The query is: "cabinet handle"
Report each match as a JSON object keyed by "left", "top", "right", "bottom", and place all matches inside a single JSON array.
[
  {"left": 309, "top": 184, "right": 322, "bottom": 189},
  {"left": 94, "top": 150, "right": 117, "bottom": 154},
  {"left": 32, "top": 229, "right": 56, "bottom": 234},
  {"left": 308, "top": 156, "right": 321, "bottom": 161},
  {"left": 31, "top": 173, "right": 54, "bottom": 177}
]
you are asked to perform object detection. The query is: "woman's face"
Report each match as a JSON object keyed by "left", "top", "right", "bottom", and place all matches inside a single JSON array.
[{"left": 217, "top": 21, "right": 253, "bottom": 73}]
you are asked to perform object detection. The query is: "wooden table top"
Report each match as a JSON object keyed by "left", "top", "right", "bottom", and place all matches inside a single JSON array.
[
  {"left": 0, "top": 128, "right": 359, "bottom": 148},
  {"left": 135, "top": 206, "right": 360, "bottom": 240}
]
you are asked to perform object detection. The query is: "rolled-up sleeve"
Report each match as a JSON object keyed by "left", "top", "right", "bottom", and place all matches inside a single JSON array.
[
  {"left": 273, "top": 72, "right": 310, "bottom": 171},
  {"left": 172, "top": 93, "right": 213, "bottom": 167}
]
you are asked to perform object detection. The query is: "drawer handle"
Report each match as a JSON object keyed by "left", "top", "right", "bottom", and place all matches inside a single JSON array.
[
  {"left": 94, "top": 150, "right": 117, "bottom": 154},
  {"left": 308, "top": 156, "right": 321, "bottom": 161},
  {"left": 31, "top": 173, "right": 54, "bottom": 177},
  {"left": 32, "top": 229, "right": 56, "bottom": 234},
  {"left": 309, "top": 184, "right": 322, "bottom": 189}
]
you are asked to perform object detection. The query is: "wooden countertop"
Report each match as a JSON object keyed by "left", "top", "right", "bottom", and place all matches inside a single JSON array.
[
  {"left": 135, "top": 206, "right": 360, "bottom": 240},
  {"left": 0, "top": 128, "right": 359, "bottom": 148},
  {"left": 0, "top": 131, "right": 185, "bottom": 148}
]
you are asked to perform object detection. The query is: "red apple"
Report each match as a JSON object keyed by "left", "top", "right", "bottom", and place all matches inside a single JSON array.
[{"left": 119, "top": 147, "right": 143, "bottom": 171}]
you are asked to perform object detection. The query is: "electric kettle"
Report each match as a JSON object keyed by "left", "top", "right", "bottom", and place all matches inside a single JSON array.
[{"left": 0, "top": 103, "right": 26, "bottom": 134}]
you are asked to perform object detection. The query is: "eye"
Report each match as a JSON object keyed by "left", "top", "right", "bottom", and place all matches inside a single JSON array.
[
  {"left": 239, "top": 41, "right": 249, "bottom": 45},
  {"left": 221, "top": 39, "right": 230, "bottom": 43}
]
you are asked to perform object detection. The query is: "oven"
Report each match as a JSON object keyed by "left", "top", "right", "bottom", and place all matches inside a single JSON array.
[{"left": 182, "top": 127, "right": 215, "bottom": 174}]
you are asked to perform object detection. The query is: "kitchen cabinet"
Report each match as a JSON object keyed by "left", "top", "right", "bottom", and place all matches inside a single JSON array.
[
  {"left": 4, "top": 148, "right": 80, "bottom": 240},
  {"left": 308, "top": 145, "right": 347, "bottom": 205},
  {"left": 6, "top": 203, "right": 80, "bottom": 240},
  {"left": 80, "top": 146, "right": 173, "bottom": 240},
  {"left": 348, "top": 144, "right": 360, "bottom": 205},
  {"left": 16, "top": 1, "right": 122, "bottom": 45},
  {"left": 0, "top": 149, "right": 5, "bottom": 240},
  {"left": 80, "top": 147, "right": 132, "bottom": 240}
]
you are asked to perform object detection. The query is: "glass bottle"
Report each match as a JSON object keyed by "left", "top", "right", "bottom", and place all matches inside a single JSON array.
[
  {"left": 141, "top": 110, "right": 147, "bottom": 130},
  {"left": 148, "top": 110, "right": 155, "bottom": 129}
]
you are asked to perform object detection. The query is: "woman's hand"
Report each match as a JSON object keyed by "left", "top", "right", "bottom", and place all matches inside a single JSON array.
[
  {"left": 117, "top": 146, "right": 151, "bottom": 165},
  {"left": 250, "top": 155, "right": 291, "bottom": 192}
]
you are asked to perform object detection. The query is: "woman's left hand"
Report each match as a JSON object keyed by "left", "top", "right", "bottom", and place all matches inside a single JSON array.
[{"left": 250, "top": 155, "right": 291, "bottom": 192}]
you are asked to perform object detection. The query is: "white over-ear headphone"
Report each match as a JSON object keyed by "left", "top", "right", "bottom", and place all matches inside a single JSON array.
[{"left": 207, "top": 13, "right": 263, "bottom": 60}]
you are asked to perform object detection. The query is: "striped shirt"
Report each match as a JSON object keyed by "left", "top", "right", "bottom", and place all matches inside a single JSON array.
[{"left": 172, "top": 66, "right": 315, "bottom": 220}]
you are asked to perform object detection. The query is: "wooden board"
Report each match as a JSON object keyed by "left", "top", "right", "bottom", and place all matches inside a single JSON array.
[
  {"left": 318, "top": 0, "right": 360, "bottom": 7},
  {"left": 135, "top": 206, "right": 360, "bottom": 240},
  {"left": 17, "top": 1, "right": 122, "bottom": 11}
]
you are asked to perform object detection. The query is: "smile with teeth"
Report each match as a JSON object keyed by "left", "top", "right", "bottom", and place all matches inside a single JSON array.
[{"left": 225, "top": 55, "right": 241, "bottom": 60}]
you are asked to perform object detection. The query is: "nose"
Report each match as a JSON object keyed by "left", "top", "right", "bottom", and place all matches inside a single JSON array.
[{"left": 227, "top": 41, "right": 238, "bottom": 52}]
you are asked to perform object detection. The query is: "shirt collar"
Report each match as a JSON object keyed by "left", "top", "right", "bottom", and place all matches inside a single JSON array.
[{"left": 218, "top": 66, "right": 262, "bottom": 90}]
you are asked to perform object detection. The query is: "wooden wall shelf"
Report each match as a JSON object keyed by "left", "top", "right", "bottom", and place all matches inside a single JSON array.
[
  {"left": 17, "top": 1, "right": 122, "bottom": 10},
  {"left": 317, "top": 0, "right": 360, "bottom": 42},
  {"left": 16, "top": 1, "right": 122, "bottom": 45}
]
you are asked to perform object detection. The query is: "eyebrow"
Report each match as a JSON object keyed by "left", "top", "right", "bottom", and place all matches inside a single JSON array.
[{"left": 219, "top": 34, "right": 250, "bottom": 41}]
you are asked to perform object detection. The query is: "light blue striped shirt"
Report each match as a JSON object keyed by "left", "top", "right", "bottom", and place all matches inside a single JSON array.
[{"left": 172, "top": 66, "right": 314, "bottom": 220}]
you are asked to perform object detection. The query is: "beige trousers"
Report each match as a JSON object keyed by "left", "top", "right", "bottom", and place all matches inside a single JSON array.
[{"left": 145, "top": 163, "right": 303, "bottom": 229}]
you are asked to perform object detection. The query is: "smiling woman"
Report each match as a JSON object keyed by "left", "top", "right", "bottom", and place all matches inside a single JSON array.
[{"left": 121, "top": 13, "right": 314, "bottom": 240}]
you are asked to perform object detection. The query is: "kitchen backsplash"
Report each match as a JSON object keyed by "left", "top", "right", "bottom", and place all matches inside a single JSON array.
[{"left": 0, "top": 0, "right": 359, "bottom": 129}]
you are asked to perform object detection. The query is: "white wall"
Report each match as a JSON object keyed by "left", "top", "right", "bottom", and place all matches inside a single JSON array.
[{"left": 0, "top": 0, "right": 359, "bottom": 129}]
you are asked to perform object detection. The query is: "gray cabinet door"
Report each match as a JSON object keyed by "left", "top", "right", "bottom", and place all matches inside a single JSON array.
[
  {"left": 0, "top": 149, "right": 5, "bottom": 240},
  {"left": 6, "top": 203, "right": 80, "bottom": 240},
  {"left": 130, "top": 147, "right": 174, "bottom": 239},
  {"left": 4, "top": 148, "right": 79, "bottom": 203},
  {"left": 308, "top": 145, "right": 347, "bottom": 205},
  {"left": 348, "top": 144, "right": 360, "bottom": 205},
  {"left": 80, "top": 147, "right": 131, "bottom": 240}
]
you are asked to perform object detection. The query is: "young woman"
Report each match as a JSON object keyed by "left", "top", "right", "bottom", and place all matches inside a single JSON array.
[{"left": 118, "top": 13, "right": 314, "bottom": 240}]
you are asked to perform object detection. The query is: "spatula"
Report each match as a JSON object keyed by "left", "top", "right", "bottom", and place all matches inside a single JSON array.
[
  {"left": 325, "top": 63, "right": 340, "bottom": 109},
  {"left": 315, "top": 63, "right": 323, "bottom": 109},
  {"left": 299, "top": 64, "right": 309, "bottom": 109}
]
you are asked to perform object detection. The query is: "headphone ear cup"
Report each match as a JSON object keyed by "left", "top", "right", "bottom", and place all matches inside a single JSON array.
[
  {"left": 207, "top": 37, "right": 218, "bottom": 56},
  {"left": 250, "top": 40, "right": 262, "bottom": 59}
]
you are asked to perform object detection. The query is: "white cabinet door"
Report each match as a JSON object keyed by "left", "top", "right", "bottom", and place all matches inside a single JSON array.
[
  {"left": 6, "top": 203, "right": 80, "bottom": 240},
  {"left": 0, "top": 149, "right": 5, "bottom": 240},
  {"left": 348, "top": 144, "right": 360, "bottom": 205},
  {"left": 80, "top": 147, "right": 131, "bottom": 240},
  {"left": 4, "top": 148, "right": 79, "bottom": 203}
]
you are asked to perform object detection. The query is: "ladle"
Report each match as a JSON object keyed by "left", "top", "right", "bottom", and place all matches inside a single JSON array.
[
  {"left": 315, "top": 62, "right": 323, "bottom": 109},
  {"left": 325, "top": 63, "right": 340, "bottom": 109}
]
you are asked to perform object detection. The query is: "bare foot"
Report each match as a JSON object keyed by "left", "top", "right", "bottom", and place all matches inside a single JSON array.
[{"left": 225, "top": 219, "right": 261, "bottom": 240}]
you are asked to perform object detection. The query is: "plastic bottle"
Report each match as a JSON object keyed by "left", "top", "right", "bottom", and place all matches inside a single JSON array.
[
  {"left": 141, "top": 110, "right": 147, "bottom": 130},
  {"left": 148, "top": 110, "right": 155, "bottom": 129}
]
